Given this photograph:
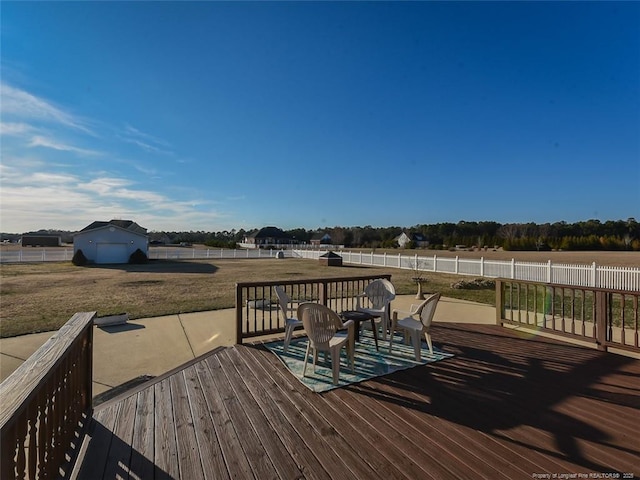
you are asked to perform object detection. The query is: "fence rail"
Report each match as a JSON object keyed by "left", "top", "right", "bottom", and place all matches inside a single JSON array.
[
  {"left": 495, "top": 279, "right": 639, "bottom": 354},
  {"left": 235, "top": 274, "right": 391, "bottom": 344},
  {"left": 0, "top": 312, "right": 95, "bottom": 479}
]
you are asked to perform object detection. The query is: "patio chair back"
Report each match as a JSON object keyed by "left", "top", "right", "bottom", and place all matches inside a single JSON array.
[
  {"left": 274, "top": 285, "right": 292, "bottom": 320},
  {"left": 275, "top": 285, "right": 304, "bottom": 352},
  {"left": 363, "top": 279, "right": 396, "bottom": 309},
  {"left": 417, "top": 293, "right": 441, "bottom": 328},
  {"left": 297, "top": 302, "right": 342, "bottom": 350}
]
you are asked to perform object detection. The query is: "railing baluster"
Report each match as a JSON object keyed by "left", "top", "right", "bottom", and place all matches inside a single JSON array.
[
  {"left": 27, "top": 402, "right": 37, "bottom": 480},
  {"left": 1, "top": 312, "right": 95, "bottom": 480},
  {"left": 496, "top": 279, "right": 638, "bottom": 354},
  {"left": 236, "top": 274, "right": 390, "bottom": 343}
]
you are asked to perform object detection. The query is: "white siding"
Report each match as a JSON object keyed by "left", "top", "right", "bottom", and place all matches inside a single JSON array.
[{"left": 74, "top": 226, "right": 148, "bottom": 264}]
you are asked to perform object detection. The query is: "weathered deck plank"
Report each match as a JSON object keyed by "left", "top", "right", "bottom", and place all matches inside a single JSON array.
[
  {"left": 194, "top": 358, "right": 261, "bottom": 479},
  {"left": 223, "top": 347, "right": 330, "bottom": 480},
  {"left": 213, "top": 349, "right": 306, "bottom": 480},
  {"left": 238, "top": 345, "right": 372, "bottom": 480},
  {"left": 170, "top": 371, "right": 205, "bottom": 480},
  {"left": 153, "top": 379, "right": 179, "bottom": 480},
  {"left": 74, "top": 323, "right": 640, "bottom": 480}
]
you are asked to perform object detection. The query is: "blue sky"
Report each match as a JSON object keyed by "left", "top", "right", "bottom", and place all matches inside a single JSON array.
[{"left": 1, "top": 1, "right": 639, "bottom": 233}]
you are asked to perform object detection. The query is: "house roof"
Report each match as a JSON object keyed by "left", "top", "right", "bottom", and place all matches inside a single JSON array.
[
  {"left": 78, "top": 220, "right": 147, "bottom": 235},
  {"left": 310, "top": 231, "right": 330, "bottom": 241},
  {"left": 247, "top": 226, "right": 289, "bottom": 239},
  {"left": 396, "top": 232, "right": 428, "bottom": 242}
]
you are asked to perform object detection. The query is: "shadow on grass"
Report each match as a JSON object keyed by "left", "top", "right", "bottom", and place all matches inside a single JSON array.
[{"left": 80, "top": 259, "right": 219, "bottom": 274}]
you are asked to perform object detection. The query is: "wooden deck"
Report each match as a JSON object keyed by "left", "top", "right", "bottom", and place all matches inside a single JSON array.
[{"left": 72, "top": 324, "right": 640, "bottom": 480}]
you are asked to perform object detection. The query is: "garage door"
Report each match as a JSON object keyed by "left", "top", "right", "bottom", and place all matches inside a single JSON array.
[{"left": 96, "top": 243, "right": 129, "bottom": 264}]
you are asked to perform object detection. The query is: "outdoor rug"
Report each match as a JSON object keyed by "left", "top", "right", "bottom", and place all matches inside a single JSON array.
[{"left": 264, "top": 330, "right": 454, "bottom": 393}]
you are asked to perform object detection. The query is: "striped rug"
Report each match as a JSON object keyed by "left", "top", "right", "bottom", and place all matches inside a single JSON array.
[{"left": 264, "top": 329, "right": 454, "bottom": 393}]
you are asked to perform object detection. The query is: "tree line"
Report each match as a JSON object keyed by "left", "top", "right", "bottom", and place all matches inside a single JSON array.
[
  {"left": 169, "top": 218, "right": 640, "bottom": 251},
  {"left": 4, "top": 218, "right": 638, "bottom": 251}
]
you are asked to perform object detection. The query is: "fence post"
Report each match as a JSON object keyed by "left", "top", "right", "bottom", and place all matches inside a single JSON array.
[
  {"left": 433, "top": 254, "right": 437, "bottom": 272},
  {"left": 511, "top": 258, "right": 515, "bottom": 279},
  {"left": 592, "top": 262, "right": 597, "bottom": 288},
  {"left": 547, "top": 260, "right": 552, "bottom": 283},
  {"left": 383, "top": 252, "right": 387, "bottom": 267},
  {"left": 455, "top": 256, "right": 459, "bottom": 274},
  {"left": 480, "top": 257, "right": 484, "bottom": 277}
]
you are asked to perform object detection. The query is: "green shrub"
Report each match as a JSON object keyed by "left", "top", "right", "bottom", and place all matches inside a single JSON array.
[
  {"left": 71, "top": 249, "right": 88, "bottom": 266},
  {"left": 129, "top": 248, "right": 148, "bottom": 264}
]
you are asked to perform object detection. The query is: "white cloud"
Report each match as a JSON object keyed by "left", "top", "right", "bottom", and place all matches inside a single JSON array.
[
  {"left": 28, "top": 135, "right": 102, "bottom": 156},
  {"left": 0, "top": 122, "right": 36, "bottom": 136},
  {"left": 120, "top": 123, "right": 173, "bottom": 155},
  {"left": 1, "top": 83, "right": 94, "bottom": 135},
  {"left": 0, "top": 85, "right": 239, "bottom": 233}
]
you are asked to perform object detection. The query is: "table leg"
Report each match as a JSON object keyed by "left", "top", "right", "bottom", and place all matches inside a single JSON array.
[
  {"left": 369, "top": 319, "right": 379, "bottom": 351},
  {"left": 354, "top": 320, "right": 360, "bottom": 342}
]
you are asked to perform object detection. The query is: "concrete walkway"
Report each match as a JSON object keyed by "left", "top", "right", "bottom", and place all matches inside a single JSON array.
[{"left": 0, "top": 295, "right": 496, "bottom": 397}]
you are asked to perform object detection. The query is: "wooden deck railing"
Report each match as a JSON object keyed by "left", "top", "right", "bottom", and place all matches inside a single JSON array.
[
  {"left": 0, "top": 312, "right": 95, "bottom": 480},
  {"left": 496, "top": 279, "right": 639, "bottom": 354},
  {"left": 236, "top": 274, "right": 391, "bottom": 344}
]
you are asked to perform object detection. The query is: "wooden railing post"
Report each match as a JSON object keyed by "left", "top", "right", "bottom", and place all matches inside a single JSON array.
[
  {"left": 595, "top": 291, "right": 608, "bottom": 351},
  {"left": 319, "top": 281, "right": 328, "bottom": 306},
  {"left": 236, "top": 283, "right": 244, "bottom": 345},
  {"left": 495, "top": 280, "right": 504, "bottom": 325}
]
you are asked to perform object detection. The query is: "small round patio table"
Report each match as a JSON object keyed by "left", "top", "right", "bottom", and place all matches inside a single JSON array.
[{"left": 340, "top": 310, "right": 379, "bottom": 351}]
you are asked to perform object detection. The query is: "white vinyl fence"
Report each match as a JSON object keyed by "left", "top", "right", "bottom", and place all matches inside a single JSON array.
[
  {"left": 1, "top": 247, "right": 638, "bottom": 291},
  {"left": 0, "top": 247, "right": 287, "bottom": 263},
  {"left": 293, "top": 250, "right": 640, "bottom": 291}
]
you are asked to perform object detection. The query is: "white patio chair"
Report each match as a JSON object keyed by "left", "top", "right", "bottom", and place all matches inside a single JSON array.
[
  {"left": 388, "top": 293, "right": 441, "bottom": 361},
  {"left": 274, "top": 285, "right": 304, "bottom": 352},
  {"left": 297, "top": 302, "right": 354, "bottom": 385},
  {"left": 355, "top": 278, "right": 396, "bottom": 340}
]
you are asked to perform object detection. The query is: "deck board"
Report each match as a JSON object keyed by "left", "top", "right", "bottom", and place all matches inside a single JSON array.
[{"left": 73, "top": 323, "right": 640, "bottom": 480}]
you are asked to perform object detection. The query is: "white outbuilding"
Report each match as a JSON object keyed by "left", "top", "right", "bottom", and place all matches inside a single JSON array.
[{"left": 73, "top": 220, "right": 149, "bottom": 264}]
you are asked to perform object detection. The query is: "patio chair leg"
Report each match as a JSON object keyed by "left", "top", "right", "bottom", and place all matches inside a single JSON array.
[
  {"left": 283, "top": 324, "right": 294, "bottom": 352},
  {"left": 388, "top": 327, "right": 396, "bottom": 354},
  {"left": 424, "top": 331, "right": 433, "bottom": 354},
  {"left": 302, "top": 342, "right": 311, "bottom": 377},
  {"left": 381, "top": 315, "right": 388, "bottom": 340},
  {"left": 332, "top": 348, "right": 340, "bottom": 385},
  {"left": 412, "top": 332, "right": 421, "bottom": 362}
]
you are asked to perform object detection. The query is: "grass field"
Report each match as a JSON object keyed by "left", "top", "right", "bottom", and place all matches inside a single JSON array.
[
  {"left": 0, "top": 258, "right": 496, "bottom": 338},
  {"left": 1, "top": 249, "right": 638, "bottom": 338}
]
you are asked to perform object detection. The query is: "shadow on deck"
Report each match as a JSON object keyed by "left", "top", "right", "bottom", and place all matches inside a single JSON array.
[{"left": 72, "top": 323, "right": 640, "bottom": 480}]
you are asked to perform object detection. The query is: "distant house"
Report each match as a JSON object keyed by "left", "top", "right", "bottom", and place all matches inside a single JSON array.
[
  {"left": 73, "top": 220, "right": 148, "bottom": 264},
  {"left": 241, "top": 226, "right": 296, "bottom": 249},
  {"left": 396, "top": 232, "right": 429, "bottom": 249},
  {"left": 310, "top": 231, "right": 332, "bottom": 246},
  {"left": 20, "top": 234, "right": 62, "bottom": 247}
]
